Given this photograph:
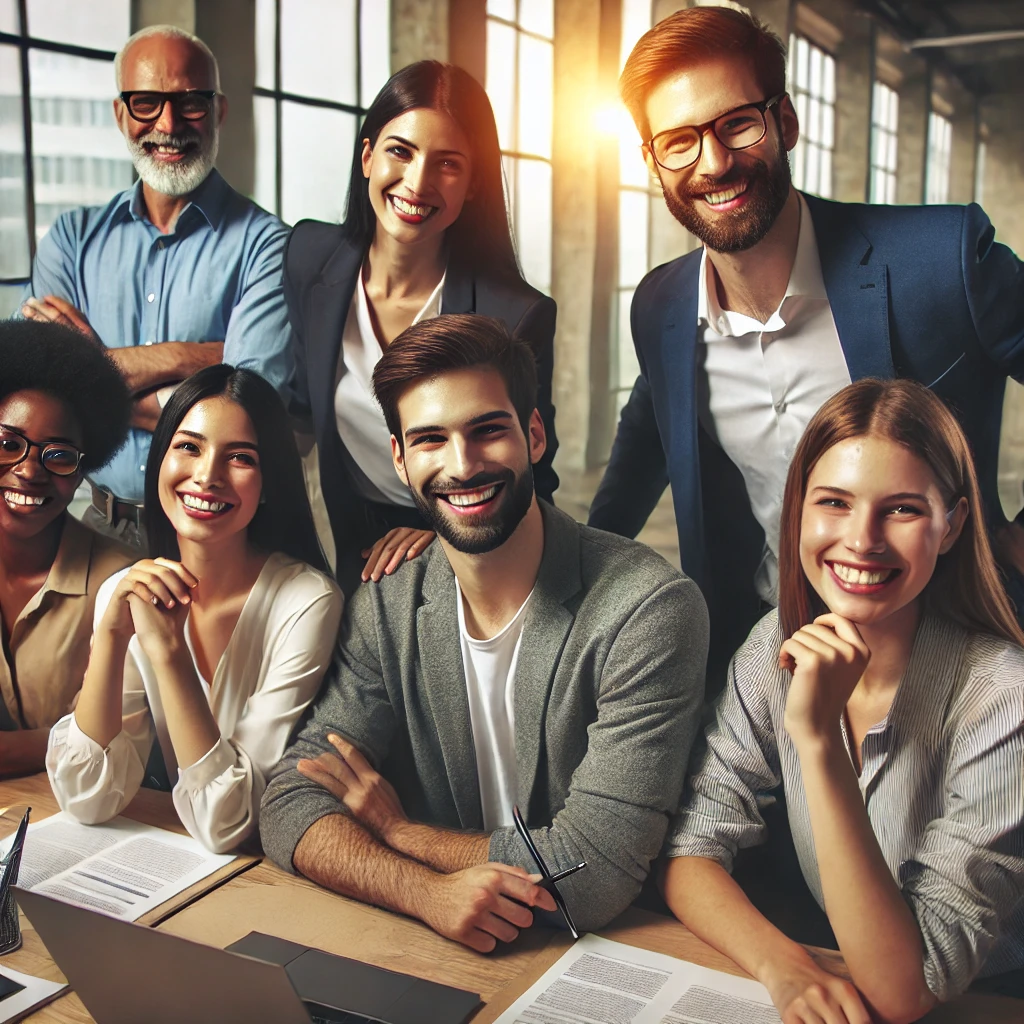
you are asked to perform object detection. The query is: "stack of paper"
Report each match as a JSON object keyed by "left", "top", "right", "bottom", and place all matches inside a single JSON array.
[
  {"left": 495, "top": 934, "right": 782, "bottom": 1024},
  {"left": 0, "top": 965, "right": 66, "bottom": 1023},
  {"left": 10, "top": 812, "right": 235, "bottom": 922}
]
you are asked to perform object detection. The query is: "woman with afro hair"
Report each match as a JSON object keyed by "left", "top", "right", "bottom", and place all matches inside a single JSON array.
[{"left": 0, "top": 318, "right": 133, "bottom": 776}]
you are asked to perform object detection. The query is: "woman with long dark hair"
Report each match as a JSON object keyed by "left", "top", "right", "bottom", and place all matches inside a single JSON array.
[
  {"left": 47, "top": 365, "right": 342, "bottom": 853},
  {"left": 662, "top": 379, "right": 1024, "bottom": 1022},
  {"left": 285, "top": 60, "right": 558, "bottom": 590}
]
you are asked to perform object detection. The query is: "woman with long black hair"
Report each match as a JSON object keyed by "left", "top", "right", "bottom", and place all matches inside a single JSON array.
[
  {"left": 47, "top": 365, "right": 342, "bottom": 853},
  {"left": 285, "top": 60, "right": 558, "bottom": 590}
]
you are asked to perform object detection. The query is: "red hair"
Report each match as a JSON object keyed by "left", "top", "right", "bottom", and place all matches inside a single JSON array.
[
  {"left": 777, "top": 379, "right": 1023, "bottom": 646},
  {"left": 620, "top": 6, "right": 787, "bottom": 141}
]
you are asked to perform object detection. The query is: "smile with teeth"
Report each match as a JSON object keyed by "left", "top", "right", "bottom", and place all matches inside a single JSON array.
[
  {"left": 389, "top": 194, "right": 435, "bottom": 218},
  {"left": 829, "top": 562, "right": 898, "bottom": 586},
  {"left": 703, "top": 182, "right": 748, "bottom": 206},
  {"left": 180, "top": 493, "right": 231, "bottom": 513},
  {"left": 441, "top": 484, "right": 501, "bottom": 508},
  {"left": 3, "top": 489, "right": 49, "bottom": 508}
]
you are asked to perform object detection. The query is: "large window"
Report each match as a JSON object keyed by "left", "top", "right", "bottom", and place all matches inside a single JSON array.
[
  {"left": 869, "top": 80, "right": 898, "bottom": 204},
  {"left": 0, "top": 1, "right": 132, "bottom": 316},
  {"left": 253, "top": 0, "right": 390, "bottom": 226},
  {"left": 924, "top": 110, "right": 951, "bottom": 204},
  {"left": 787, "top": 34, "right": 834, "bottom": 198},
  {"left": 485, "top": 0, "right": 553, "bottom": 294},
  {"left": 974, "top": 137, "right": 986, "bottom": 206}
]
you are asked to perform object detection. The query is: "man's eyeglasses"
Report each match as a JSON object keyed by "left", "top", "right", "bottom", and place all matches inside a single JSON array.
[
  {"left": 512, "top": 805, "right": 585, "bottom": 940},
  {"left": 0, "top": 427, "right": 83, "bottom": 477},
  {"left": 119, "top": 90, "right": 216, "bottom": 124},
  {"left": 645, "top": 93, "right": 786, "bottom": 172}
]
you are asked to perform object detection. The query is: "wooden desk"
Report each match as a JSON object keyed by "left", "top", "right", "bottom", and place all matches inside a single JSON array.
[{"left": 2, "top": 774, "right": 1020, "bottom": 1023}]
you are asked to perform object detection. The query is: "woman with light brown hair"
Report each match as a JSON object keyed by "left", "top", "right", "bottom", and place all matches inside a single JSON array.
[{"left": 662, "top": 378, "right": 1024, "bottom": 1024}]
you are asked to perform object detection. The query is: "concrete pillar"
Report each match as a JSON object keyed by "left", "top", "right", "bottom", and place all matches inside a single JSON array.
[
  {"left": 132, "top": 0, "right": 193, "bottom": 33},
  {"left": 550, "top": 0, "right": 602, "bottom": 473},
  {"left": 831, "top": 13, "right": 872, "bottom": 203},
  {"left": 896, "top": 67, "right": 928, "bottom": 204},
  {"left": 449, "top": 0, "right": 484, "bottom": 82},
  {"left": 392, "top": 0, "right": 449, "bottom": 71}
]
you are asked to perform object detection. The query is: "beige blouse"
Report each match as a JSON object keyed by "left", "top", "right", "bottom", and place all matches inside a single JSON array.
[{"left": 0, "top": 516, "right": 133, "bottom": 731}]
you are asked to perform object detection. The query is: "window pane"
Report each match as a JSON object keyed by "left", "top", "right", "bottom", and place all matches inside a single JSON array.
[
  {"left": 519, "top": 0, "right": 554, "bottom": 39},
  {"left": 27, "top": 0, "right": 129, "bottom": 51},
  {"left": 0, "top": 283, "right": 24, "bottom": 316},
  {"left": 500, "top": 152, "right": 515, "bottom": 218},
  {"left": 360, "top": 0, "right": 391, "bottom": 107},
  {"left": 487, "top": 0, "right": 516, "bottom": 18},
  {"left": 621, "top": 0, "right": 651, "bottom": 69},
  {"left": 514, "top": 157, "right": 551, "bottom": 293},
  {"left": 616, "top": 288, "right": 640, "bottom": 390},
  {"left": 0, "top": 44, "right": 29, "bottom": 278},
  {"left": 28, "top": 50, "right": 131, "bottom": 243},
  {"left": 819, "top": 146, "right": 832, "bottom": 198},
  {"left": 794, "top": 37, "right": 808, "bottom": 90},
  {"left": 619, "top": 134, "right": 647, "bottom": 189},
  {"left": 0, "top": 2, "right": 16, "bottom": 33},
  {"left": 280, "top": 100, "right": 354, "bottom": 225},
  {"left": 517, "top": 34, "right": 551, "bottom": 158},
  {"left": 255, "top": 0, "right": 276, "bottom": 91},
  {"left": 618, "top": 189, "right": 648, "bottom": 288},
  {"left": 253, "top": 94, "right": 277, "bottom": 215},
  {"left": 486, "top": 20, "right": 516, "bottom": 151},
  {"left": 280, "top": 0, "right": 357, "bottom": 105},
  {"left": 822, "top": 53, "right": 835, "bottom": 104}
]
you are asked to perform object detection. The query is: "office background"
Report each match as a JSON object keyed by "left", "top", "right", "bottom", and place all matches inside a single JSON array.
[{"left": 2, "top": 0, "right": 1022, "bottom": 565}]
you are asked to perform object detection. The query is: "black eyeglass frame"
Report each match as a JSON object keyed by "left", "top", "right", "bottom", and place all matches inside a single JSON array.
[
  {"left": 0, "top": 427, "right": 84, "bottom": 477},
  {"left": 118, "top": 90, "right": 218, "bottom": 124},
  {"left": 645, "top": 93, "right": 787, "bottom": 172},
  {"left": 512, "top": 805, "right": 585, "bottom": 940}
]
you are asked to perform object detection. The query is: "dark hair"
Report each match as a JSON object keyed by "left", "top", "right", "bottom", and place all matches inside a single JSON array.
[
  {"left": 778, "top": 378, "right": 1024, "bottom": 647},
  {"left": 0, "top": 318, "right": 131, "bottom": 471},
  {"left": 342, "top": 60, "right": 520, "bottom": 281},
  {"left": 371, "top": 313, "right": 537, "bottom": 447},
  {"left": 620, "top": 6, "right": 787, "bottom": 141},
  {"left": 145, "top": 365, "right": 329, "bottom": 574}
]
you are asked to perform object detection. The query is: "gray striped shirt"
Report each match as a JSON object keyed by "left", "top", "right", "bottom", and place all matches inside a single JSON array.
[{"left": 666, "top": 610, "right": 1024, "bottom": 1000}]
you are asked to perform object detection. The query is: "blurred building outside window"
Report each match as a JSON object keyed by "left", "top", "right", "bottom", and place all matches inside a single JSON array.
[
  {"left": 253, "top": 0, "right": 390, "bottom": 226},
  {"left": 924, "top": 109, "right": 951, "bottom": 204},
  {"left": 787, "top": 33, "right": 835, "bottom": 198},
  {"left": 869, "top": 80, "right": 898, "bottom": 204},
  {"left": 485, "top": 0, "right": 554, "bottom": 294},
  {"left": 0, "top": 0, "right": 132, "bottom": 317}
]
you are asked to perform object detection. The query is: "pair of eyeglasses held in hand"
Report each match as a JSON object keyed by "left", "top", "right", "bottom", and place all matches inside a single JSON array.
[{"left": 512, "top": 805, "right": 585, "bottom": 940}]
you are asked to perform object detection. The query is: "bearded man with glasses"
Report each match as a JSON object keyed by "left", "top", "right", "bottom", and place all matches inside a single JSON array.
[
  {"left": 21, "top": 25, "right": 291, "bottom": 550},
  {"left": 0, "top": 321, "right": 133, "bottom": 777},
  {"left": 589, "top": 5, "right": 1024, "bottom": 689}
]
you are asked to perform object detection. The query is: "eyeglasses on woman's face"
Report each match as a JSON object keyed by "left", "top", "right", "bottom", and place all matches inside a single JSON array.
[{"left": 0, "top": 426, "right": 83, "bottom": 477}]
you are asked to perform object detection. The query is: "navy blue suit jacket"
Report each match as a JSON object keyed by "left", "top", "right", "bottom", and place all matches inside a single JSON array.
[{"left": 590, "top": 195, "right": 1024, "bottom": 675}]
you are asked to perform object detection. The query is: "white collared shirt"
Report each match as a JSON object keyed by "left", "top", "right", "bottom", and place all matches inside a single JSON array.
[
  {"left": 697, "top": 195, "right": 851, "bottom": 603},
  {"left": 334, "top": 270, "right": 446, "bottom": 506}
]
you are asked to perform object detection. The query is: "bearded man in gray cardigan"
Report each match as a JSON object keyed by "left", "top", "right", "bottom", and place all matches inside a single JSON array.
[{"left": 261, "top": 314, "right": 708, "bottom": 952}]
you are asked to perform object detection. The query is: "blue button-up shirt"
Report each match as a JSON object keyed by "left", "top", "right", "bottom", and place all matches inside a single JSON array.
[{"left": 25, "top": 169, "right": 292, "bottom": 501}]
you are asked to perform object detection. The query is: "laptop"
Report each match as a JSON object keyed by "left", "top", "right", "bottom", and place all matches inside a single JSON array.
[{"left": 15, "top": 887, "right": 479, "bottom": 1024}]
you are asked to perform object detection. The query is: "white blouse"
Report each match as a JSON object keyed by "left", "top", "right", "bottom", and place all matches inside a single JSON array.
[
  {"left": 333, "top": 268, "right": 445, "bottom": 506},
  {"left": 46, "top": 553, "right": 343, "bottom": 853}
]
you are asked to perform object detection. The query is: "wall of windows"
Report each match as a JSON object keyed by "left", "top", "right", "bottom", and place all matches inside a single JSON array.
[
  {"left": 485, "top": 0, "right": 553, "bottom": 294},
  {"left": 869, "top": 80, "right": 898, "bottom": 204},
  {"left": 0, "top": 1, "right": 131, "bottom": 315},
  {"left": 253, "top": 0, "right": 390, "bottom": 226},
  {"left": 787, "top": 34, "right": 835, "bottom": 198},
  {"left": 925, "top": 109, "right": 952, "bottom": 204}
]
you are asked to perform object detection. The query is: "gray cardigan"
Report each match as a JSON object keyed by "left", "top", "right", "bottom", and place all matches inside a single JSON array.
[{"left": 260, "top": 503, "right": 709, "bottom": 932}]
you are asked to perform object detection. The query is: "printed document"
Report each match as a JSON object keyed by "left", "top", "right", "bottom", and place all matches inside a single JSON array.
[
  {"left": 0, "top": 965, "right": 66, "bottom": 1022},
  {"left": 495, "top": 934, "right": 782, "bottom": 1024},
  {"left": 7, "top": 812, "right": 234, "bottom": 922}
]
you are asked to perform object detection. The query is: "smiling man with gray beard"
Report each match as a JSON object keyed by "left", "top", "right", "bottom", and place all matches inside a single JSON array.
[{"left": 21, "top": 25, "right": 291, "bottom": 550}]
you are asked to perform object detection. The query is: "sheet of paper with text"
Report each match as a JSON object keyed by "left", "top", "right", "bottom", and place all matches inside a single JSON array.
[{"left": 494, "top": 933, "right": 782, "bottom": 1024}]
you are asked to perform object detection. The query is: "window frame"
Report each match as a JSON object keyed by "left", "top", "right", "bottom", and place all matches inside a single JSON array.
[
  {"left": 786, "top": 33, "right": 836, "bottom": 199},
  {"left": 0, "top": 2, "right": 119, "bottom": 286},
  {"left": 869, "top": 79, "right": 899, "bottom": 205},
  {"left": 252, "top": 0, "right": 380, "bottom": 220},
  {"left": 924, "top": 109, "right": 952, "bottom": 205}
]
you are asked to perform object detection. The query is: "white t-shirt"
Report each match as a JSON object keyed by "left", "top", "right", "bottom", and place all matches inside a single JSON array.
[
  {"left": 46, "top": 553, "right": 343, "bottom": 853},
  {"left": 696, "top": 194, "right": 851, "bottom": 602},
  {"left": 334, "top": 269, "right": 445, "bottom": 506},
  {"left": 455, "top": 579, "right": 534, "bottom": 831}
]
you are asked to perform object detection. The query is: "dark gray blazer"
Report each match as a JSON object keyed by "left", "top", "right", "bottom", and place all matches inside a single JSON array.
[{"left": 261, "top": 503, "right": 709, "bottom": 932}]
